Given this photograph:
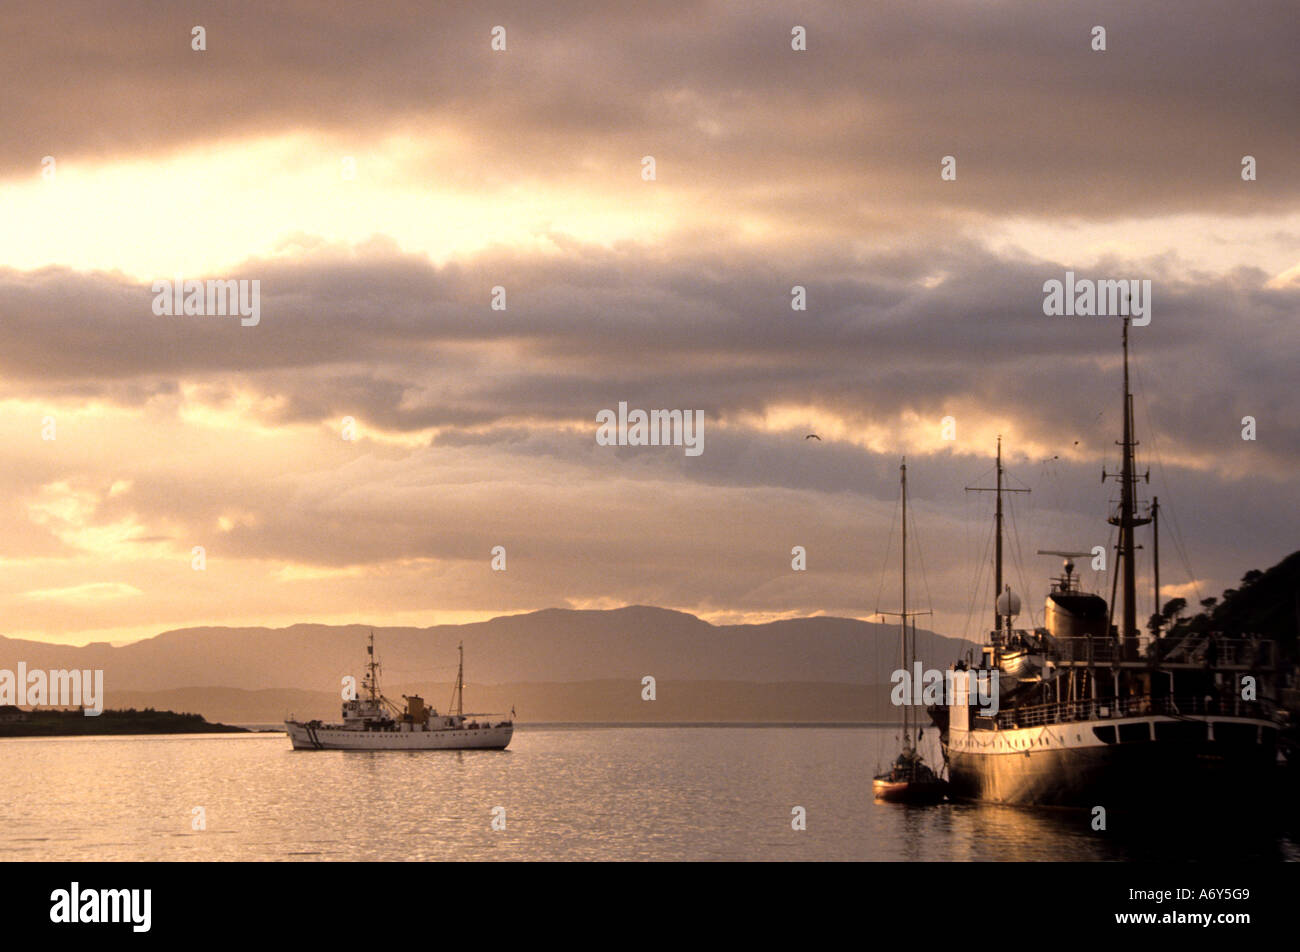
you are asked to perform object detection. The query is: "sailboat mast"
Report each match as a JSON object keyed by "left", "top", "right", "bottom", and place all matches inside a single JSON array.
[
  {"left": 994, "top": 437, "right": 1004, "bottom": 632},
  {"left": 900, "top": 459, "right": 909, "bottom": 745}
]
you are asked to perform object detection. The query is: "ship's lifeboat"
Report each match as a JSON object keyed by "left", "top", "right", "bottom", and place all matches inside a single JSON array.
[{"left": 1000, "top": 647, "right": 1045, "bottom": 680}]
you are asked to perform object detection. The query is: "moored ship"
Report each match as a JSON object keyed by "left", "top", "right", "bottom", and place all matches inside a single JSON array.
[
  {"left": 928, "top": 320, "right": 1280, "bottom": 808},
  {"left": 285, "top": 635, "right": 514, "bottom": 750}
]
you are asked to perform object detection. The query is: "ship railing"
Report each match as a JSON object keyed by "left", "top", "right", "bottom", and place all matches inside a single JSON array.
[
  {"left": 1042, "top": 635, "right": 1273, "bottom": 668},
  {"left": 994, "top": 694, "right": 1274, "bottom": 730},
  {"left": 1042, "top": 638, "right": 1117, "bottom": 664}
]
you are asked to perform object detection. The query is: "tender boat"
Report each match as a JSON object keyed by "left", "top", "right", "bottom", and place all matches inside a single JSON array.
[{"left": 873, "top": 746, "right": 948, "bottom": 803}]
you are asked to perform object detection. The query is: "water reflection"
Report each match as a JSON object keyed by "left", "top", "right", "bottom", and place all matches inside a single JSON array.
[{"left": 0, "top": 727, "right": 1293, "bottom": 861}]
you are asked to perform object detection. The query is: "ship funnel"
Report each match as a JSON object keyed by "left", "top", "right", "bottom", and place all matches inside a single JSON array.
[
  {"left": 403, "top": 694, "right": 427, "bottom": 724},
  {"left": 996, "top": 586, "right": 1021, "bottom": 619}
]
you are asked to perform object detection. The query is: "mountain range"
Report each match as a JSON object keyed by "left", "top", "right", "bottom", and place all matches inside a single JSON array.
[{"left": 0, "top": 606, "right": 974, "bottom": 724}]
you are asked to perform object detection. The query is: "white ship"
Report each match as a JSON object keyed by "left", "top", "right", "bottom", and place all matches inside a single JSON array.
[{"left": 285, "top": 635, "right": 514, "bottom": 751}]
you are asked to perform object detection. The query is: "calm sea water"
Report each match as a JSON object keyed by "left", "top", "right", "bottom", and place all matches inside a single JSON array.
[{"left": 2, "top": 726, "right": 1295, "bottom": 861}]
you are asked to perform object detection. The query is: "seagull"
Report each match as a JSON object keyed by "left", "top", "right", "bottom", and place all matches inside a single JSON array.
[{"left": 805, "top": 434, "right": 821, "bottom": 440}]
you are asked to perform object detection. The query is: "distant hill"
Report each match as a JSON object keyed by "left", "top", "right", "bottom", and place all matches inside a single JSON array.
[
  {"left": 0, "top": 607, "right": 975, "bottom": 723},
  {"left": 0, "top": 607, "right": 974, "bottom": 690}
]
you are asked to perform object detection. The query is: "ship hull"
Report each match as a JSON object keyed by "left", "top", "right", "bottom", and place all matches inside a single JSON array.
[
  {"left": 943, "top": 715, "right": 1277, "bottom": 808},
  {"left": 286, "top": 720, "right": 513, "bottom": 751}
]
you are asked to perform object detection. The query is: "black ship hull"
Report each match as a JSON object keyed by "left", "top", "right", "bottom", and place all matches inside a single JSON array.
[{"left": 944, "top": 727, "right": 1278, "bottom": 809}]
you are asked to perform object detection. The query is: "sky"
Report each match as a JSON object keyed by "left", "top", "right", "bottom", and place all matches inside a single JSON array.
[{"left": 1, "top": 1, "right": 1297, "bottom": 646}]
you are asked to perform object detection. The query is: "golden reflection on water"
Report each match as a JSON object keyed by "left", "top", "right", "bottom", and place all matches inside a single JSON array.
[{"left": 0, "top": 728, "right": 1293, "bottom": 861}]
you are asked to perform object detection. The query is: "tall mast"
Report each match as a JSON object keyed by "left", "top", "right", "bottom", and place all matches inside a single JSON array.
[
  {"left": 967, "top": 436, "right": 1028, "bottom": 634},
  {"left": 900, "top": 459, "right": 909, "bottom": 746},
  {"left": 367, "top": 630, "right": 378, "bottom": 703},
  {"left": 455, "top": 641, "right": 464, "bottom": 719},
  {"left": 877, "top": 458, "right": 932, "bottom": 752},
  {"left": 994, "top": 439, "right": 1002, "bottom": 631},
  {"left": 1106, "top": 319, "right": 1150, "bottom": 650},
  {"left": 1152, "top": 495, "right": 1161, "bottom": 637}
]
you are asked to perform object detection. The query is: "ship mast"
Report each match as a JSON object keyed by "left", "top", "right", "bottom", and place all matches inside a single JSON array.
[
  {"left": 367, "top": 630, "right": 379, "bottom": 703},
  {"left": 966, "top": 436, "right": 1029, "bottom": 635},
  {"left": 1105, "top": 319, "right": 1150, "bottom": 654},
  {"left": 451, "top": 641, "right": 464, "bottom": 719},
  {"left": 1151, "top": 495, "right": 1160, "bottom": 637}
]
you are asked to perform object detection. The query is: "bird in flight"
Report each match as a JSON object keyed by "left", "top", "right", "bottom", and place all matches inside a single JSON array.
[{"left": 805, "top": 434, "right": 821, "bottom": 440}]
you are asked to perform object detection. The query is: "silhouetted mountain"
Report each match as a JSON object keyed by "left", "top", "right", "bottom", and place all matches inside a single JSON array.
[{"left": 1, "top": 606, "right": 973, "bottom": 699}]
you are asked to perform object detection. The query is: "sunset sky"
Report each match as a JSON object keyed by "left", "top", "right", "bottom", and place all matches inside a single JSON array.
[{"left": 2, "top": 1, "right": 1297, "bottom": 647}]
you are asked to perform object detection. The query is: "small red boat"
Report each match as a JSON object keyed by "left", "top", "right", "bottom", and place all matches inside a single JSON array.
[{"left": 873, "top": 747, "right": 948, "bottom": 804}]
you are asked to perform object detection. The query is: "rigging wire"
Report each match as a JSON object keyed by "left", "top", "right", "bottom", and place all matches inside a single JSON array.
[
  {"left": 908, "top": 490, "right": 936, "bottom": 619},
  {"left": 871, "top": 478, "right": 900, "bottom": 701},
  {"left": 1005, "top": 493, "right": 1039, "bottom": 628},
  {"left": 960, "top": 502, "right": 995, "bottom": 641},
  {"left": 959, "top": 461, "right": 999, "bottom": 641},
  {"left": 1130, "top": 351, "right": 1202, "bottom": 605},
  {"left": 1003, "top": 462, "right": 1040, "bottom": 629},
  {"left": 873, "top": 482, "right": 901, "bottom": 616}
]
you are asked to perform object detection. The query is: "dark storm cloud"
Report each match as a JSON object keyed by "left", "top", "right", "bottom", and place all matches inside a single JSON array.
[
  {"left": 2, "top": 238, "right": 1296, "bottom": 474},
  {"left": 3, "top": 1, "right": 1297, "bottom": 222}
]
